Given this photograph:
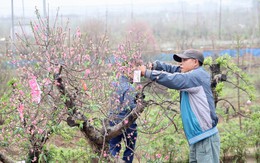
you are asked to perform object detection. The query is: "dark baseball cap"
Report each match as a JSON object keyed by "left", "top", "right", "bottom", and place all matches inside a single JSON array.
[{"left": 173, "top": 49, "right": 204, "bottom": 64}]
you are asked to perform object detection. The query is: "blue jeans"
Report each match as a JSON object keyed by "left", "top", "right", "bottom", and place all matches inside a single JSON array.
[
  {"left": 189, "top": 132, "right": 220, "bottom": 163},
  {"left": 109, "top": 123, "right": 137, "bottom": 163}
]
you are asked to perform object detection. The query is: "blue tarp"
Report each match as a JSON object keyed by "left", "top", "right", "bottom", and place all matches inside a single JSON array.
[
  {"left": 204, "top": 48, "right": 260, "bottom": 57},
  {"left": 153, "top": 48, "right": 260, "bottom": 61}
]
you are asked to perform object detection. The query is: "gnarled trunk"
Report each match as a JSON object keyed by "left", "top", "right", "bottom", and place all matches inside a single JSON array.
[{"left": 55, "top": 66, "right": 147, "bottom": 161}]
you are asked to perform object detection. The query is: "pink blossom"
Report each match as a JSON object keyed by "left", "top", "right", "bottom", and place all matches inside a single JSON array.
[
  {"left": 42, "top": 78, "right": 52, "bottom": 86},
  {"left": 124, "top": 120, "right": 129, "bottom": 124},
  {"left": 88, "top": 118, "right": 93, "bottom": 123},
  {"left": 246, "top": 100, "right": 252, "bottom": 105},
  {"left": 136, "top": 84, "right": 143, "bottom": 90},
  {"left": 38, "top": 129, "right": 43, "bottom": 134},
  {"left": 11, "top": 60, "right": 17, "bottom": 64},
  {"left": 84, "top": 55, "right": 90, "bottom": 61},
  {"left": 156, "top": 153, "right": 161, "bottom": 158},
  {"left": 103, "top": 151, "right": 108, "bottom": 157},
  {"left": 32, "top": 120, "right": 37, "bottom": 125},
  {"left": 105, "top": 47, "right": 109, "bottom": 53},
  {"left": 107, "top": 63, "right": 112, "bottom": 68},
  {"left": 76, "top": 28, "right": 81, "bottom": 37},
  {"left": 32, "top": 156, "right": 37, "bottom": 162},
  {"left": 29, "top": 76, "right": 41, "bottom": 103},
  {"left": 47, "top": 67, "right": 52, "bottom": 72},
  {"left": 18, "top": 103, "right": 24, "bottom": 120},
  {"left": 19, "top": 90, "right": 24, "bottom": 96},
  {"left": 30, "top": 129, "right": 35, "bottom": 135},
  {"left": 116, "top": 72, "right": 121, "bottom": 79},
  {"left": 85, "top": 69, "right": 91, "bottom": 77},
  {"left": 121, "top": 54, "right": 127, "bottom": 60},
  {"left": 34, "top": 25, "right": 39, "bottom": 31},
  {"left": 118, "top": 44, "right": 124, "bottom": 51},
  {"left": 54, "top": 67, "right": 60, "bottom": 74},
  {"left": 41, "top": 34, "right": 47, "bottom": 42},
  {"left": 164, "top": 155, "right": 169, "bottom": 160}
]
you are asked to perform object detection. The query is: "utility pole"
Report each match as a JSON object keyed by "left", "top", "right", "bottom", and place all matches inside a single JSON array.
[
  {"left": 105, "top": 2, "right": 108, "bottom": 34},
  {"left": 43, "top": 0, "right": 47, "bottom": 17},
  {"left": 181, "top": 0, "right": 185, "bottom": 35},
  {"left": 11, "top": 0, "right": 15, "bottom": 52},
  {"left": 131, "top": 0, "right": 134, "bottom": 23},
  {"left": 218, "top": 0, "right": 222, "bottom": 40},
  {"left": 255, "top": 0, "right": 260, "bottom": 36},
  {"left": 22, "top": 0, "right": 25, "bottom": 18}
]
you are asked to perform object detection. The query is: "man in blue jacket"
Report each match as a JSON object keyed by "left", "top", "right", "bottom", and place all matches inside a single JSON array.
[
  {"left": 139, "top": 49, "right": 220, "bottom": 163},
  {"left": 109, "top": 73, "right": 138, "bottom": 163}
]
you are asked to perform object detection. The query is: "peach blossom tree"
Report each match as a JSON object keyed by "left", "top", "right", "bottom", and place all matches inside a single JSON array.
[{"left": 0, "top": 9, "right": 179, "bottom": 163}]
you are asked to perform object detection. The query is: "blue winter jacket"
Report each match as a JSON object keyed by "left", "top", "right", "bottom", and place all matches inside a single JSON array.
[
  {"left": 145, "top": 61, "right": 218, "bottom": 145},
  {"left": 109, "top": 75, "right": 137, "bottom": 125}
]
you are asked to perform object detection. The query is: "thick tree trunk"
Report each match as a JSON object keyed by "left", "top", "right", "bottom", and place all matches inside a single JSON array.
[
  {"left": 210, "top": 63, "right": 227, "bottom": 106},
  {"left": 66, "top": 98, "right": 147, "bottom": 151},
  {"left": 55, "top": 67, "right": 147, "bottom": 161}
]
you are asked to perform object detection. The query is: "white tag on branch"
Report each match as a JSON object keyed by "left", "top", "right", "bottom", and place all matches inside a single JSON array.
[{"left": 133, "top": 70, "right": 141, "bottom": 83}]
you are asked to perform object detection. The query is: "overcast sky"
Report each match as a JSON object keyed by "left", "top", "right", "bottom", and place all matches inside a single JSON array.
[
  {"left": 0, "top": 0, "right": 242, "bottom": 17},
  {"left": 0, "top": 0, "right": 253, "bottom": 18}
]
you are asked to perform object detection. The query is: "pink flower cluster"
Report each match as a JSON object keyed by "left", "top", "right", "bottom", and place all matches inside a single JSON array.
[
  {"left": 18, "top": 103, "right": 24, "bottom": 120},
  {"left": 29, "top": 76, "right": 42, "bottom": 104}
]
